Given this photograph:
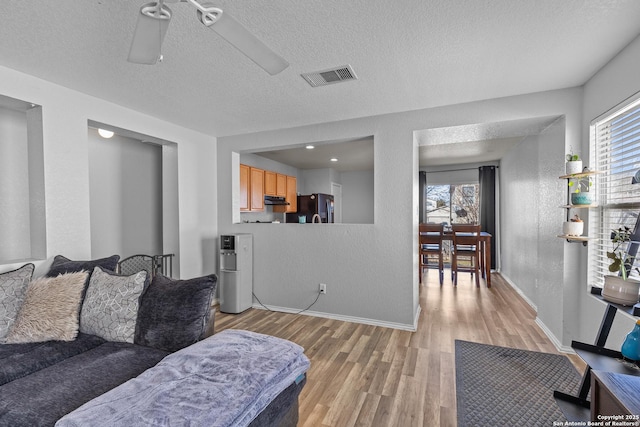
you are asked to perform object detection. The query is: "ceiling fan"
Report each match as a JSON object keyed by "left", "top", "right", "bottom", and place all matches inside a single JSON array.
[{"left": 128, "top": 0, "right": 289, "bottom": 75}]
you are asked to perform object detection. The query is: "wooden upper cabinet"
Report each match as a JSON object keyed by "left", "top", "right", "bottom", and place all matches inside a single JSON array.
[
  {"left": 239, "top": 164, "right": 250, "bottom": 211},
  {"left": 264, "top": 170, "right": 277, "bottom": 196},
  {"left": 241, "top": 164, "right": 293, "bottom": 213},
  {"left": 276, "top": 174, "right": 286, "bottom": 197},
  {"left": 250, "top": 167, "right": 265, "bottom": 211},
  {"left": 273, "top": 175, "right": 297, "bottom": 213},
  {"left": 285, "top": 175, "right": 297, "bottom": 212}
]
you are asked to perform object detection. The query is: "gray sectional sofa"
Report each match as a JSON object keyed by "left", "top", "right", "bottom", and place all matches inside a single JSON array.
[{"left": 0, "top": 255, "right": 308, "bottom": 426}]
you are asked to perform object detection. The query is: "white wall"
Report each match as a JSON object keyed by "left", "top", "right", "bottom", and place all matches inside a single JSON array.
[
  {"left": 218, "top": 88, "right": 584, "bottom": 330},
  {"left": 88, "top": 129, "right": 163, "bottom": 259},
  {"left": 340, "top": 170, "right": 374, "bottom": 224},
  {"left": 302, "top": 168, "right": 333, "bottom": 194},
  {"left": 0, "top": 107, "right": 30, "bottom": 260},
  {"left": 500, "top": 118, "right": 568, "bottom": 345},
  {"left": 0, "top": 65, "right": 217, "bottom": 279},
  {"left": 578, "top": 34, "right": 640, "bottom": 347},
  {"left": 219, "top": 122, "right": 417, "bottom": 329}
]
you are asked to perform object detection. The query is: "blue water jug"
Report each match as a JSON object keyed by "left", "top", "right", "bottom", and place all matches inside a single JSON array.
[{"left": 621, "top": 319, "right": 640, "bottom": 361}]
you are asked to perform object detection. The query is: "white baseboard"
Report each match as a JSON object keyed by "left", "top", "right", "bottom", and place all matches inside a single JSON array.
[
  {"left": 251, "top": 303, "right": 418, "bottom": 332},
  {"left": 535, "top": 317, "right": 574, "bottom": 354},
  {"left": 500, "top": 273, "right": 537, "bottom": 312},
  {"left": 413, "top": 304, "right": 422, "bottom": 331},
  {"left": 501, "top": 273, "right": 574, "bottom": 354}
]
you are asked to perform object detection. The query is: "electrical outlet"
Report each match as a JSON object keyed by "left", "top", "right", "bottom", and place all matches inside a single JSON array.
[{"left": 319, "top": 283, "right": 327, "bottom": 294}]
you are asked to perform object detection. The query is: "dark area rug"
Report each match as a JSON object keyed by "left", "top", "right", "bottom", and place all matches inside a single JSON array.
[{"left": 455, "top": 340, "right": 581, "bottom": 427}]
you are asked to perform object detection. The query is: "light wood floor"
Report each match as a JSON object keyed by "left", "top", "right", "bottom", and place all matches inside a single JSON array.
[{"left": 215, "top": 270, "right": 586, "bottom": 427}]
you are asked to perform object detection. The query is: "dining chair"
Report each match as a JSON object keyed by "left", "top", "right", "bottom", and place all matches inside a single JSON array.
[
  {"left": 419, "top": 223, "right": 444, "bottom": 285},
  {"left": 117, "top": 254, "right": 175, "bottom": 278},
  {"left": 451, "top": 224, "right": 481, "bottom": 287},
  {"left": 117, "top": 254, "right": 154, "bottom": 277}
]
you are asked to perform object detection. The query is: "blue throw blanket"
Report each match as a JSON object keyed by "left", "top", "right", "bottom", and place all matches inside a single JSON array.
[{"left": 56, "top": 330, "right": 310, "bottom": 427}]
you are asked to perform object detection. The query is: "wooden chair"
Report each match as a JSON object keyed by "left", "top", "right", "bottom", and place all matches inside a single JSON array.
[
  {"left": 419, "top": 223, "right": 444, "bottom": 285},
  {"left": 451, "top": 224, "right": 481, "bottom": 287}
]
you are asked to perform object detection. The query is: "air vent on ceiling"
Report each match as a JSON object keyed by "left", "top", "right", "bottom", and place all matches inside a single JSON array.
[{"left": 301, "top": 65, "right": 358, "bottom": 87}]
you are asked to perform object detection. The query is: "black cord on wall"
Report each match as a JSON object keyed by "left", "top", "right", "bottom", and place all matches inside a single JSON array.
[{"left": 252, "top": 291, "right": 321, "bottom": 315}]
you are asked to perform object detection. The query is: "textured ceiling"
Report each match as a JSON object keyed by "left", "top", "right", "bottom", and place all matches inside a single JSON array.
[
  {"left": 254, "top": 137, "right": 374, "bottom": 172},
  {"left": 0, "top": 0, "right": 639, "bottom": 141},
  {"left": 416, "top": 116, "right": 561, "bottom": 166}
]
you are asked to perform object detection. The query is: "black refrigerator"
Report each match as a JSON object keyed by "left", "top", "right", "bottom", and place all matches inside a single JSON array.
[{"left": 287, "top": 193, "right": 334, "bottom": 223}]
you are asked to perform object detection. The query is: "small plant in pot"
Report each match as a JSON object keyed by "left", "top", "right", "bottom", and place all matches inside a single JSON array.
[
  {"left": 562, "top": 214, "right": 584, "bottom": 237},
  {"left": 565, "top": 153, "right": 582, "bottom": 175},
  {"left": 603, "top": 226, "right": 640, "bottom": 306},
  {"left": 568, "top": 173, "right": 594, "bottom": 205}
]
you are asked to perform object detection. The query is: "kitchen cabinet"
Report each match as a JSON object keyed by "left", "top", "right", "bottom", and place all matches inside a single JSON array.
[
  {"left": 240, "top": 164, "right": 265, "bottom": 212},
  {"left": 264, "top": 170, "right": 277, "bottom": 196},
  {"left": 240, "top": 164, "right": 250, "bottom": 211},
  {"left": 250, "top": 167, "right": 265, "bottom": 211},
  {"left": 241, "top": 164, "right": 294, "bottom": 213},
  {"left": 274, "top": 175, "right": 297, "bottom": 213},
  {"left": 285, "top": 175, "right": 297, "bottom": 213},
  {"left": 276, "top": 174, "right": 286, "bottom": 197}
]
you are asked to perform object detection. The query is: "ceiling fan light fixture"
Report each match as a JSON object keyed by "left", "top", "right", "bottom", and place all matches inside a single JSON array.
[
  {"left": 198, "top": 6, "right": 289, "bottom": 75},
  {"left": 129, "top": 0, "right": 289, "bottom": 75},
  {"left": 128, "top": 2, "right": 172, "bottom": 65}
]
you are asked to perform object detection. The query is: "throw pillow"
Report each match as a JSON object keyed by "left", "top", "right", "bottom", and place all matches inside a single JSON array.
[
  {"left": 135, "top": 273, "right": 217, "bottom": 352},
  {"left": 46, "top": 254, "right": 120, "bottom": 277},
  {"left": 80, "top": 266, "right": 148, "bottom": 343},
  {"left": 0, "top": 264, "right": 35, "bottom": 341},
  {"left": 5, "top": 271, "right": 88, "bottom": 343}
]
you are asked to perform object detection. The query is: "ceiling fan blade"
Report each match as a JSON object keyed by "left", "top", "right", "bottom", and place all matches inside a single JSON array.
[
  {"left": 203, "top": 10, "right": 289, "bottom": 75},
  {"left": 128, "top": 2, "right": 173, "bottom": 65}
]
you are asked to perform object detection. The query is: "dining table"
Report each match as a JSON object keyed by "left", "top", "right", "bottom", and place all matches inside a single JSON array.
[{"left": 421, "top": 228, "right": 492, "bottom": 287}]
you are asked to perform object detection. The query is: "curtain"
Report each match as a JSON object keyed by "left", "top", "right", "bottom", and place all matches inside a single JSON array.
[
  {"left": 419, "top": 171, "right": 426, "bottom": 224},
  {"left": 479, "top": 166, "right": 496, "bottom": 269}
]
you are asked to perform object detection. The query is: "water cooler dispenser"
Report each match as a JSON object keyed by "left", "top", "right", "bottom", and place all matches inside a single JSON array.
[{"left": 219, "top": 234, "right": 253, "bottom": 314}]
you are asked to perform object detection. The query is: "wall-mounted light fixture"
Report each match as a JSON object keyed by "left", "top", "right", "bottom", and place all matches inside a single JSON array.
[
  {"left": 98, "top": 128, "right": 115, "bottom": 139},
  {"left": 632, "top": 170, "right": 640, "bottom": 184}
]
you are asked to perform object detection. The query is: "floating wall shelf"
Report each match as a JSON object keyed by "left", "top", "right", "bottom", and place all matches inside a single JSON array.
[{"left": 558, "top": 170, "right": 602, "bottom": 246}]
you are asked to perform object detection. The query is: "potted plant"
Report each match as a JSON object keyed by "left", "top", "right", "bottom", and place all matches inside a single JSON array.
[
  {"left": 602, "top": 226, "right": 640, "bottom": 306},
  {"left": 566, "top": 153, "right": 582, "bottom": 175},
  {"left": 562, "top": 214, "right": 584, "bottom": 237},
  {"left": 568, "top": 173, "right": 594, "bottom": 205}
]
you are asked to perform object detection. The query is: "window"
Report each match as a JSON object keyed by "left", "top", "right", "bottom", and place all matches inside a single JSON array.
[
  {"left": 462, "top": 185, "right": 476, "bottom": 201},
  {"left": 425, "top": 183, "right": 479, "bottom": 225},
  {"left": 588, "top": 94, "right": 640, "bottom": 287}
]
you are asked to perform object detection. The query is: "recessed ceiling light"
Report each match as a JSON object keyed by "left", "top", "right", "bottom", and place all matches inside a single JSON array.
[
  {"left": 98, "top": 128, "right": 114, "bottom": 139},
  {"left": 330, "top": 158, "right": 338, "bottom": 162},
  {"left": 306, "top": 145, "right": 315, "bottom": 149}
]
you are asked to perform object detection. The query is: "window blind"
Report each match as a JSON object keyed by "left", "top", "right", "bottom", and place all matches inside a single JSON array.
[{"left": 588, "top": 95, "right": 640, "bottom": 287}]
